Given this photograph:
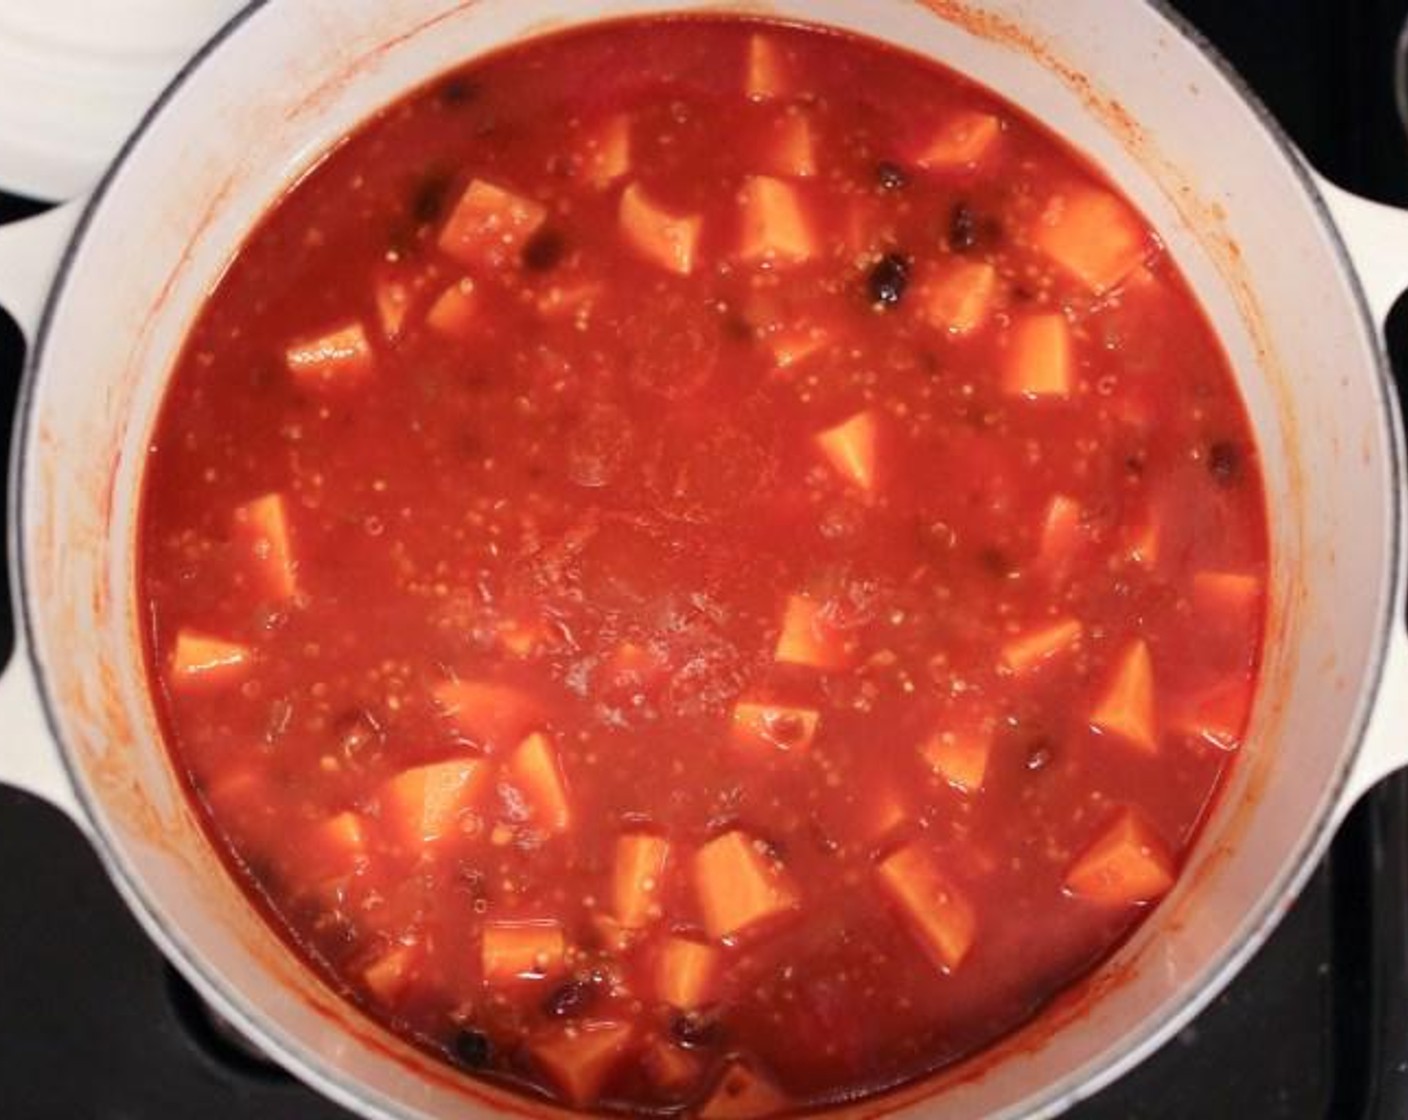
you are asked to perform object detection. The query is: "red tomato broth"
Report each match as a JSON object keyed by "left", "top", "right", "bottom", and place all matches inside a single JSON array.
[{"left": 138, "top": 15, "right": 1268, "bottom": 1116}]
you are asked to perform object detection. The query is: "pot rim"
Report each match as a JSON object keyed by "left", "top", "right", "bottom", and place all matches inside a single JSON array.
[{"left": 8, "top": 2, "right": 1401, "bottom": 1117}]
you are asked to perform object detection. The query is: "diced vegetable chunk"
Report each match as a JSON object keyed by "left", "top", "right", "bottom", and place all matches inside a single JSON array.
[
  {"left": 1000, "top": 619, "right": 1082, "bottom": 674},
  {"left": 233, "top": 492, "right": 296, "bottom": 600},
  {"left": 916, "top": 259, "right": 997, "bottom": 336},
  {"left": 1090, "top": 640, "right": 1157, "bottom": 752},
  {"left": 731, "top": 701, "right": 821, "bottom": 755},
  {"left": 584, "top": 114, "right": 632, "bottom": 188},
  {"left": 425, "top": 277, "right": 478, "bottom": 337},
  {"left": 701, "top": 1061, "right": 789, "bottom": 1119},
  {"left": 374, "top": 276, "right": 414, "bottom": 341},
  {"left": 620, "top": 183, "right": 703, "bottom": 275},
  {"left": 169, "top": 630, "right": 251, "bottom": 687},
  {"left": 362, "top": 944, "right": 415, "bottom": 1001},
  {"left": 1192, "top": 571, "right": 1262, "bottom": 618},
  {"left": 865, "top": 787, "right": 908, "bottom": 842},
  {"left": 644, "top": 1040, "right": 703, "bottom": 1092},
  {"left": 655, "top": 935, "right": 721, "bottom": 1009},
  {"left": 482, "top": 919, "right": 566, "bottom": 983},
  {"left": 432, "top": 679, "right": 539, "bottom": 749},
  {"left": 508, "top": 732, "right": 571, "bottom": 834},
  {"left": 921, "top": 729, "right": 991, "bottom": 794},
  {"left": 284, "top": 321, "right": 373, "bottom": 388},
  {"left": 745, "top": 35, "right": 789, "bottom": 100},
  {"left": 1065, "top": 810, "right": 1175, "bottom": 905},
  {"left": 1004, "top": 313, "right": 1073, "bottom": 399},
  {"left": 438, "top": 178, "right": 548, "bottom": 268},
  {"left": 767, "top": 114, "right": 817, "bottom": 178},
  {"left": 695, "top": 830, "right": 800, "bottom": 940},
  {"left": 875, "top": 843, "right": 976, "bottom": 971},
  {"left": 1129, "top": 517, "right": 1160, "bottom": 567},
  {"left": 915, "top": 111, "right": 1001, "bottom": 170},
  {"left": 763, "top": 324, "right": 829, "bottom": 370},
  {"left": 1175, "top": 680, "right": 1251, "bottom": 751},
  {"left": 530, "top": 1021, "right": 635, "bottom": 1106},
  {"left": 613, "top": 831, "right": 671, "bottom": 928},
  {"left": 1038, "top": 495, "right": 1082, "bottom": 571},
  {"left": 380, "top": 757, "right": 487, "bottom": 845},
  {"left": 773, "top": 593, "right": 850, "bottom": 669},
  {"left": 1035, "top": 186, "right": 1147, "bottom": 294},
  {"left": 738, "top": 176, "right": 816, "bottom": 264},
  {"left": 814, "top": 410, "right": 878, "bottom": 491}
]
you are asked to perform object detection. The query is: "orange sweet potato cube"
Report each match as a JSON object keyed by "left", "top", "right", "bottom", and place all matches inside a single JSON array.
[
  {"left": 644, "top": 1039, "right": 704, "bottom": 1092},
  {"left": 915, "top": 111, "right": 1002, "bottom": 171},
  {"left": 309, "top": 810, "right": 368, "bottom": 870},
  {"left": 1035, "top": 186, "right": 1147, "bottom": 295},
  {"left": 584, "top": 113, "right": 632, "bottom": 188},
  {"left": 1175, "top": 680, "right": 1252, "bottom": 751},
  {"left": 921, "top": 729, "right": 991, "bottom": 794},
  {"left": 875, "top": 843, "right": 976, "bottom": 971},
  {"left": 1004, "top": 313, "right": 1073, "bottom": 399},
  {"left": 438, "top": 178, "right": 548, "bottom": 269},
  {"left": 655, "top": 935, "right": 721, "bottom": 1009},
  {"left": 613, "top": 831, "right": 671, "bottom": 928},
  {"left": 425, "top": 277, "right": 478, "bottom": 338},
  {"left": 694, "top": 830, "right": 800, "bottom": 941},
  {"left": 380, "top": 757, "right": 487, "bottom": 846},
  {"left": 700, "top": 1060, "right": 790, "bottom": 1119},
  {"left": 284, "top": 321, "right": 374, "bottom": 388},
  {"left": 767, "top": 114, "right": 816, "bottom": 178},
  {"left": 1065, "top": 810, "right": 1175, "bottom": 905},
  {"left": 530, "top": 1021, "right": 635, "bottom": 1106},
  {"left": 481, "top": 919, "right": 566, "bottom": 983},
  {"left": 916, "top": 259, "right": 997, "bottom": 336},
  {"left": 745, "top": 35, "right": 789, "bottom": 101},
  {"left": 738, "top": 176, "right": 816, "bottom": 264},
  {"left": 620, "top": 183, "right": 703, "bottom": 275},
  {"left": 362, "top": 944, "right": 415, "bottom": 1002},
  {"left": 1000, "top": 618, "right": 1083, "bottom": 674},
  {"left": 773, "top": 593, "right": 850, "bottom": 669},
  {"left": 1192, "top": 571, "right": 1262, "bottom": 623},
  {"left": 1129, "top": 517, "right": 1160, "bottom": 567},
  {"left": 233, "top": 492, "right": 297, "bottom": 600},
  {"left": 169, "top": 630, "right": 251, "bottom": 688},
  {"left": 508, "top": 732, "right": 571, "bottom": 834},
  {"left": 815, "top": 409, "right": 878, "bottom": 491},
  {"left": 432, "top": 679, "right": 539, "bottom": 749},
  {"left": 730, "top": 701, "right": 821, "bottom": 756},
  {"left": 1090, "top": 640, "right": 1158, "bottom": 752}
]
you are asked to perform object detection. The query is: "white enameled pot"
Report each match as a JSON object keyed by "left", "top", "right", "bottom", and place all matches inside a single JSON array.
[{"left": 2, "top": 2, "right": 1408, "bottom": 1117}]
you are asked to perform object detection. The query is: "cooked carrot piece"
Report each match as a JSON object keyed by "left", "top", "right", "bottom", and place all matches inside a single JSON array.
[
  {"left": 233, "top": 492, "right": 296, "bottom": 600},
  {"left": 731, "top": 701, "right": 821, "bottom": 756},
  {"left": 921, "top": 729, "right": 991, "bottom": 794},
  {"left": 1065, "top": 810, "right": 1175, "bottom": 905},
  {"left": 169, "top": 630, "right": 251, "bottom": 687},
  {"left": 875, "top": 843, "right": 976, "bottom": 971},
  {"left": 1175, "top": 680, "right": 1251, "bottom": 751},
  {"left": 1091, "top": 640, "right": 1158, "bottom": 752},
  {"left": 764, "top": 324, "right": 829, "bottom": 370},
  {"left": 815, "top": 409, "right": 878, "bottom": 491},
  {"left": 380, "top": 757, "right": 487, "bottom": 845},
  {"left": 530, "top": 1021, "right": 635, "bottom": 1106},
  {"left": 644, "top": 1039, "right": 703, "bottom": 1092},
  {"left": 1192, "top": 571, "right": 1262, "bottom": 617},
  {"left": 1038, "top": 494, "right": 1082, "bottom": 570},
  {"left": 695, "top": 830, "right": 800, "bottom": 940},
  {"left": 362, "top": 944, "right": 415, "bottom": 1001},
  {"left": 613, "top": 831, "right": 671, "bottom": 928},
  {"left": 438, "top": 178, "right": 548, "bottom": 268},
  {"left": 700, "top": 1060, "right": 790, "bottom": 1119},
  {"left": 773, "top": 593, "right": 849, "bottom": 669},
  {"left": 1035, "top": 186, "right": 1146, "bottom": 294},
  {"left": 915, "top": 111, "right": 1002, "bottom": 170},
  {"left": 1129, "top": 517, "right": 1160, "bottom": 567},
  {"left": 318, "top": 810, "right": 367, "bottom": 858},
  {"left": 738, "top": 176, "right": 816, "bottom": 264},
  {"left": 481, "top": 919, "right": 566, "bottom": 983},
  {"left": 745, "top": 35, "right": 789, "bottom": 100},
  {"left": 620, "top": 183, "right": 703, "bottom": 275},
  {"left": 916, "top": 259, "right": 997, "bottom": 336},
  {"left": 425, "top": 277, "right": 478, "bottom": 338},
  {"left": 584, "top": 113, "right": 632, "bottom": 188},
  {"left": 1004, "top": 313, "right": 1073, "bottom": 399},
  {"left": 374, "top": 276, "right": 414, "bottom": 342},
  {"left": 432, "top": 679, "right": 539, "bottom": 749},
  {"left": 508, "top": 732, "right": 571, "bottom": 834},
  {"left": 655, "top": 935, "right": 721, "bottom": 1009},
  {"left": 304, "top": 810, "right": 369, "bottom": 881},
  {"left": 866, "top": 787, "right": 908, "bottom": 842},
  {"left": 767, "top": 114, "right": 817, "bottom": 178},
  {"left": 284, "top": 321, "right": 373, "bottom": 388},
  {"left": 1000, "top": 619, "right": 1082, "bottom": 674}
]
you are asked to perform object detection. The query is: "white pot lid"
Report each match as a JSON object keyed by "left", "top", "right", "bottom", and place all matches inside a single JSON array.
[{"left": 0, "top": 0, "right": 247, "bottom": 200}]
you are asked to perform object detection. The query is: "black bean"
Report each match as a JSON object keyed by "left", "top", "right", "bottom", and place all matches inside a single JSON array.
[
  {"left": 868, "top": 253, "right": 910, "bottom": 308},
  {"left": 522, "top": 228, "right": 567, "bottom": 272},
  {"left": 949, "top": 203, "right": 978, "bottom": 253},
  {"left": 669, "top": 1010, "right": 722, "bottom": 1049},
  {"left": 438, "top": 77, "right": 480, "bottom": 106},
  {"left": 876, "top": 160, "right": 909, "bottom": 190},
  {"left": 452, "top": 1028, "right": 493, "bottom": 1068},
  {"left": 411, "top": 172, "right": 452, "bottom": 225},
  {"left": 542, "top": 979, "right": 592, "bottom": 1019},
  {"left": 1207, "top": 440, "right": 1242, "bottom": 486}
]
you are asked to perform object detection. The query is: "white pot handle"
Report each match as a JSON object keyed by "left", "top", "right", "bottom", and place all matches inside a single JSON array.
[
  {"left": 0, "top": 200, "right": 82, "bottom": 344},
  {"left": 1314, "top": 170, "right": 1408, "bottom": 820}
]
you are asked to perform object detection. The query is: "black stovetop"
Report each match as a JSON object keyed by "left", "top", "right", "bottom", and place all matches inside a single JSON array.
[{"left": 4, "top": 3, "right": 1408, "bottom": 1116}]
